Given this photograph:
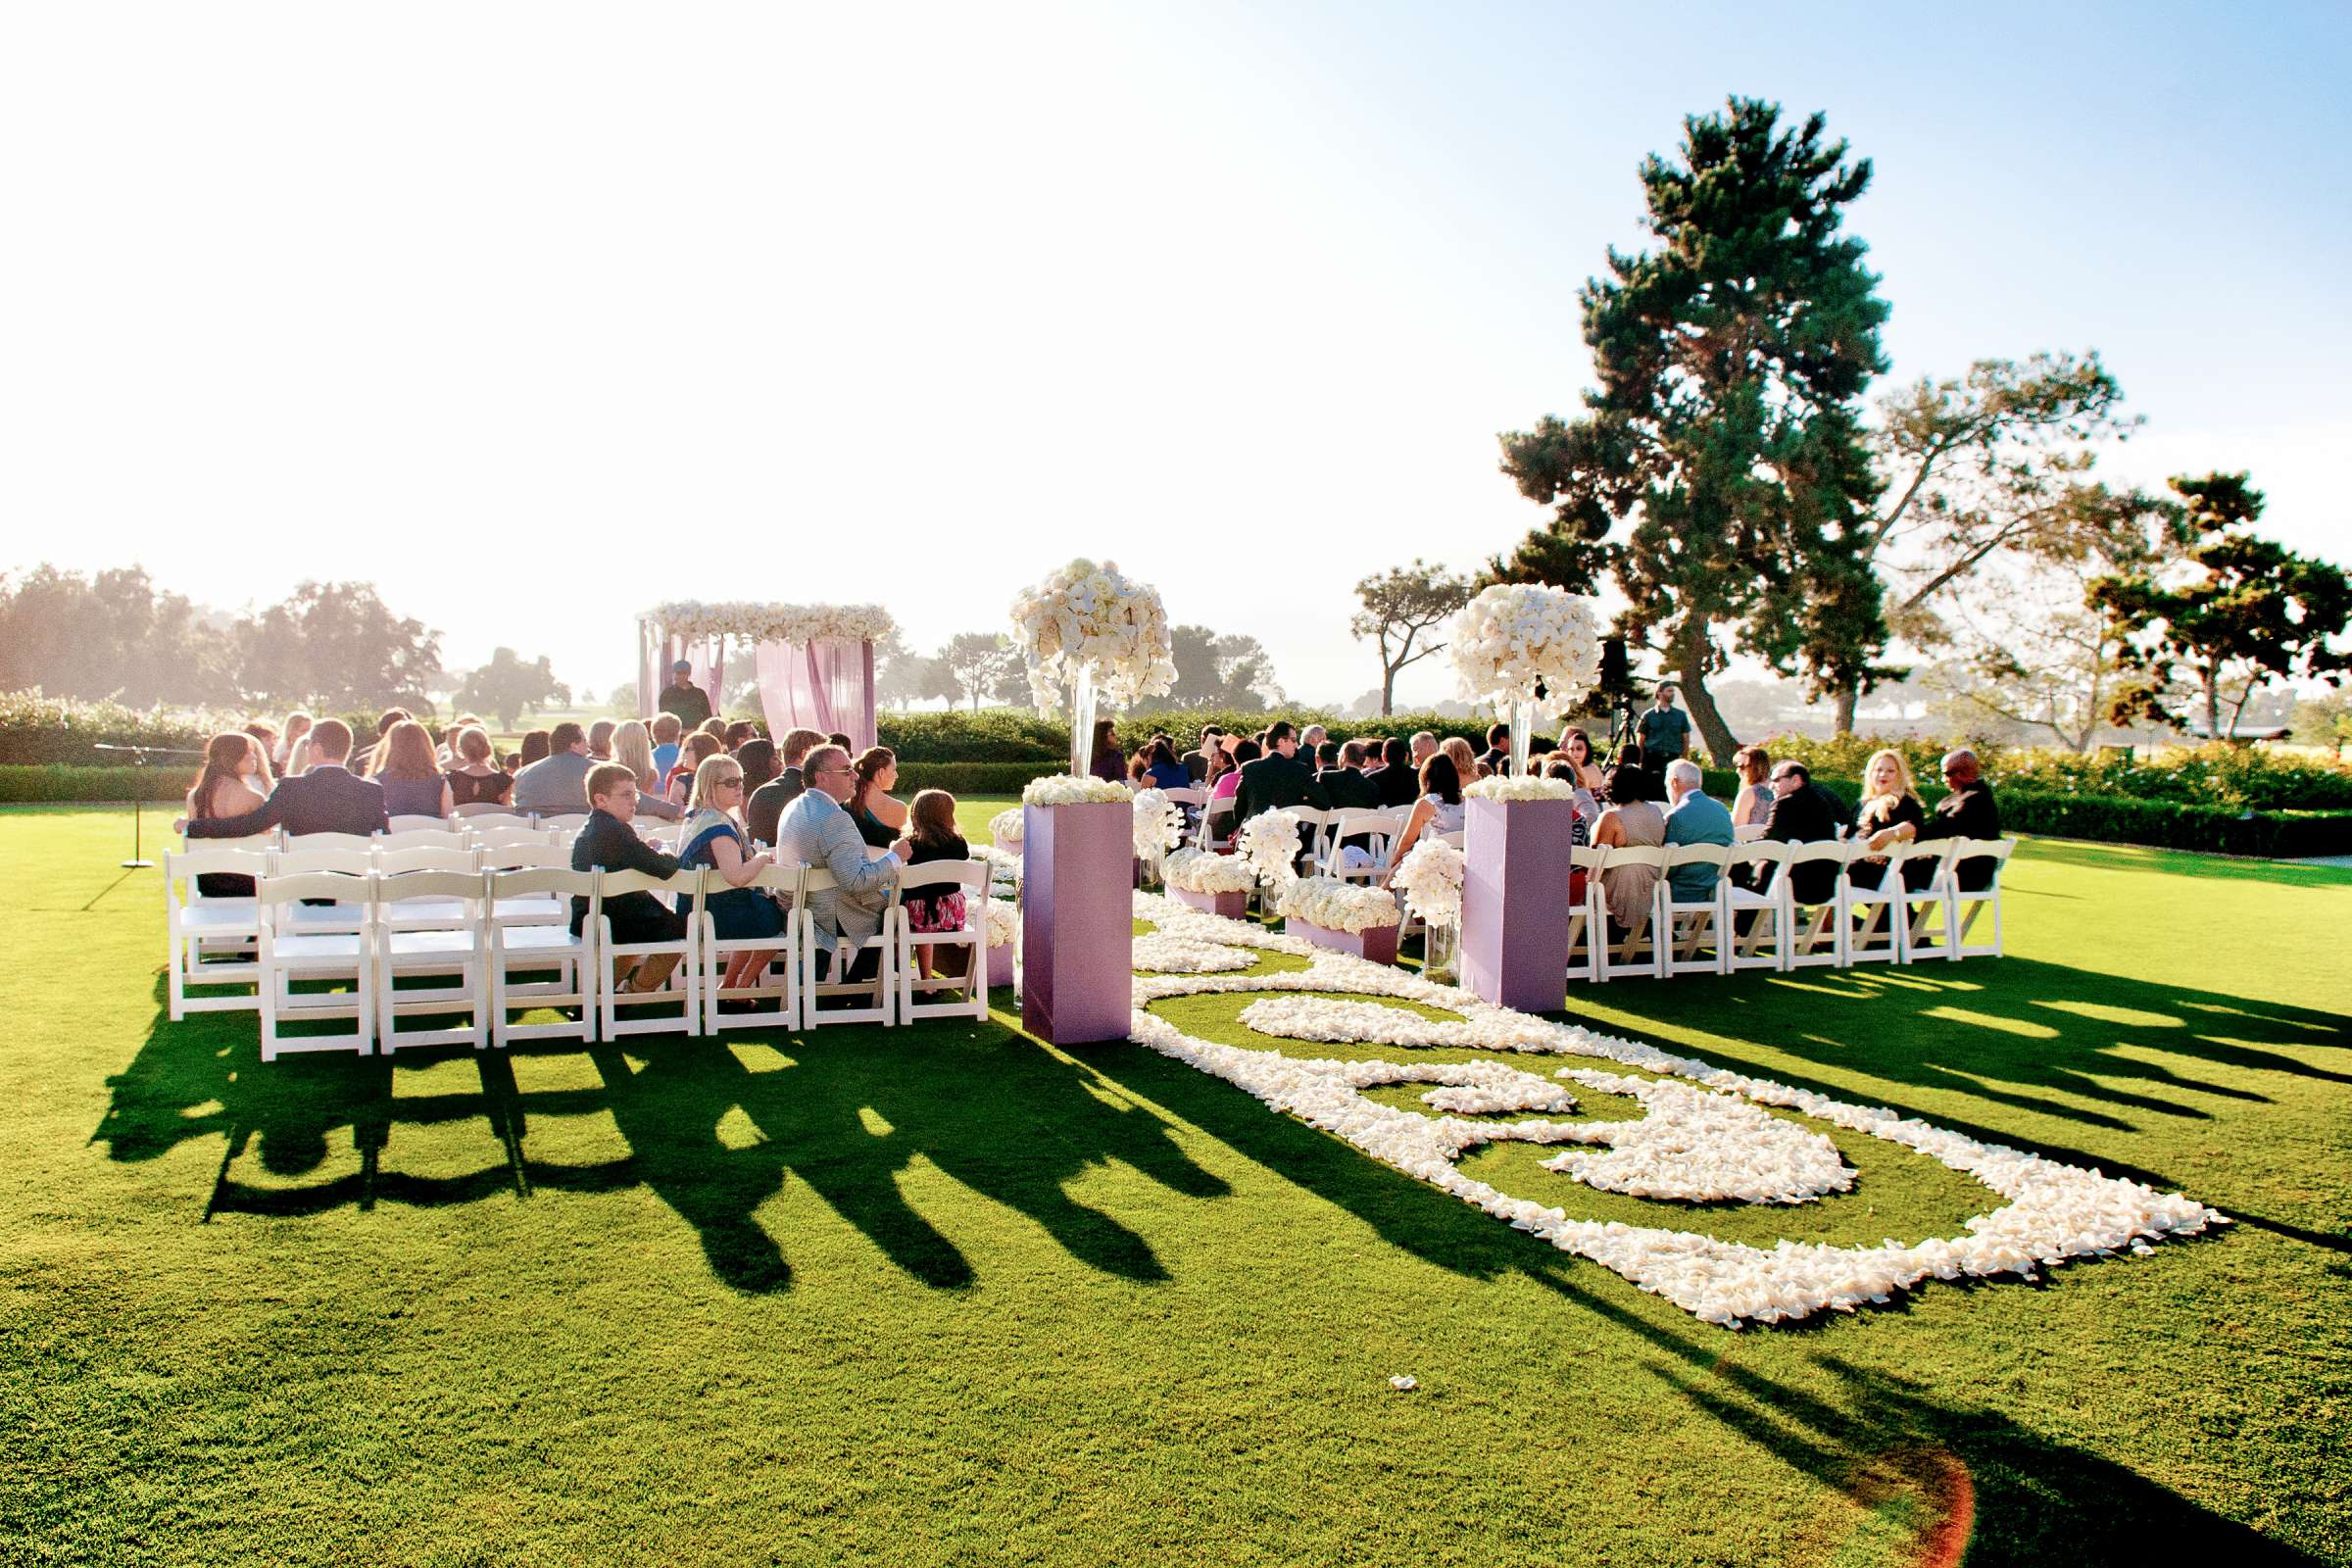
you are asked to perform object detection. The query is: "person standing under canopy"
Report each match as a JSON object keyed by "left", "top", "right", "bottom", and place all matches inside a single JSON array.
[{"left": 658, "top": 659, "right": 713, "bottom": 730}]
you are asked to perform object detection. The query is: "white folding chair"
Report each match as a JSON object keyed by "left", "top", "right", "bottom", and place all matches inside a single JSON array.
[
  {"left": 1323, "top": 808, "right": 1405, "bottom": 885},
  {"left": 1948, "top": 838, "right": 2015, "bottom": 958},
  {"left": 1892, "top": 841, "right": 1960, "bottom": 962},
  {"left": 165, "top": 848, "right": 270, "bottom": 1018},
  {"left": 389, "top": 813, "right": 452, "bottom": 834},
  {"left": 488, "top": 867, "right": 599, "bottom": 1048},
  {"left": 700, "top": 865, "right": 803, "bottom": 1034},
  {"left": 1724, "top": 840, "right": 1789, "bottom": 972},
  {"left": 256, "top": 870, "right": 374, "bottom": 1060},
  {"left": 268, "top": 845, "right": 376, "bottom": 931},
  {"left": 372, "top": 870, "right": 490, "bottom": 1053},
  {"left": 1733, "top": 822, "right": 1768, "bottom": 843},
  {"left": 595, "top": 869, "right": 702, "bottom": 1039},
  {"left": 1592, "top": 846, "right": 1666, "bottom": 981},
  {"left": 379, "top": 827, "right": 468, "bottom": 853},
  {"left": 797, "top": 867, "right": 895, "bottom": 1028},
  {"left": 536, "top": 813, "right": 590, "bottom": 835},
  {"left": 287, "top": 831, "right": 377, "bottom": 855},
  {"left": 1559, "top": 844, "right": 1605, "bottom": 984},
  {"left": 1838, "top": 848, "right": 1905, "bottom": 966},
  {"left": 1197, "top": 796, "right": 1238, "bottom": 853},
  {"left": 1658, "top": 844, "right": 1734, "bottom": 977},
  {"left": 454, "top": 802, "right": 522, "bottom": 820},
  {"left": 458, "top": 810, "right": 537, "bottom": 833},
  {"left": 1780, "top": 840, "right": 1851, "bottom": 970},
  {"left": 892, "top": 862, "right": 990, "bottom": 1023},
  {"left": 1159, "top": 786, "right": 1206, "bottom": 842}
]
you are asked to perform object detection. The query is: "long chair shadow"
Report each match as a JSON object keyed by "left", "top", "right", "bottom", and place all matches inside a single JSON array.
[{"left": 99, "top": 979, "right": 1227, "bottom": 1295}]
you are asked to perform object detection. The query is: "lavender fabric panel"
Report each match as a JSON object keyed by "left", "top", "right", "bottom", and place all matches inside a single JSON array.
[
  {"left": 1461, "top": 797, "right": 1576, "bottom": 1012},
  {"left": 1020, "top": 801, "right": 1134, "bottom": 1045}
]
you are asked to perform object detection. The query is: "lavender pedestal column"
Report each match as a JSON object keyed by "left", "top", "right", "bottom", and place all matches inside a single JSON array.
[
  {"left": 1460, "top": 797, "right": 1576, "bottom": 1012},
  {"left": 986, "top": 943, "right": 1014, "bottom": 990},
  {"left": 1021, "top": 800, "right": 1133, "bottom": 1045}
]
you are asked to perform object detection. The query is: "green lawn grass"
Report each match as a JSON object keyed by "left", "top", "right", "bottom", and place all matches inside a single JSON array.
[{"left": 3, "top": 806, "right": 2346, "bottom": 1565}]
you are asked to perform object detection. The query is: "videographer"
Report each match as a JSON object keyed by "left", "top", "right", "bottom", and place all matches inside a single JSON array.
[{"left": 1636, "top": 683, "right": 1691, "bottom": 761}]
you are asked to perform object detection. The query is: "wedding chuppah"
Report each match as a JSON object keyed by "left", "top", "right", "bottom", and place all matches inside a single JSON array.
[{"left": 636, "top": 601, "right": 894, "bottom": 751}]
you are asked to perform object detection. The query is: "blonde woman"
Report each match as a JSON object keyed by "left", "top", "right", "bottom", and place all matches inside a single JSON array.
[
  {"left": 443, "top": 725, "right": 512, "bottom": 808},
  {"left": 1849, "top": 749, "right": 1928, "bottom": 891},
  {"left": 277, "top": 710, "right": 313, "bottom": 773},
  {"left": 611, "top": 719, "right": 683, "bottom": 820},
  {"left": 679, "top": 752, "right": 783, "bottom": 995},
  {"left": 1441, "top": 735, "right": 1485, "bottom": 784}
]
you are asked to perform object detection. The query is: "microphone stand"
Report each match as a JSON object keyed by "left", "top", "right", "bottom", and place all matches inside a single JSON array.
[{"left": 93, "top": 742, "right": 205, "bottom": 868}]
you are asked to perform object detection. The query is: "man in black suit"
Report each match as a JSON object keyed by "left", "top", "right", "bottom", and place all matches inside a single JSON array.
[
  {"left": 747, "top": 726, "right": 827, "bottom": 845},
  {"left": 1314, "top": 742, "right": 1379, "bottom": 812},
  {"left": 1870, "top": 749, "right": 2003, "bottom": 890},
  {"left": 1479, "top": 722, "right": 1511, "bottom": 777},
  {"left": 183, "top": 718, "right": 389, "bottom": 840},
  {"left": 1236, "top": 720, "right": 1328, "bottom": 870},
  {"left": 1760, "top": 760, "right": 1841, "bottom": 906}
]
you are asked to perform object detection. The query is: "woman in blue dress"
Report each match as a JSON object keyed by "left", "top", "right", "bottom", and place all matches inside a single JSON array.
[{"left": 679, "top": 754, "right": 785, "bottom": 995}]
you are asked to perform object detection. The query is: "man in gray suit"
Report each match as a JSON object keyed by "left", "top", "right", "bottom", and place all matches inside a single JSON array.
[{"left": 773, "top": 744, "right": 911, "bottom": 982}]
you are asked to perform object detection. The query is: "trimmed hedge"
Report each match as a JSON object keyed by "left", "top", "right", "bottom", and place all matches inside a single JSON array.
[
  {"left": 893, "top": 762, "right": 1063, "bottom": 797},
  {"left": 0, "top": 765, "right": 193, "bottom": 804}
]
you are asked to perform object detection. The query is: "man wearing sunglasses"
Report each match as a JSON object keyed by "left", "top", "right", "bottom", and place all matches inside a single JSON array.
[
  {"left": 772, "top": 744, "right": 915, "bottom": 983},
  {"left": 1866, "top": 749, "right": 2003, "bottom": 891}
]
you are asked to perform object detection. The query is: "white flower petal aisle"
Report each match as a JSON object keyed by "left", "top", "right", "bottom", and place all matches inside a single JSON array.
[{"left": 1120, "top": 892, "right": 2226, "bottom": 1327}]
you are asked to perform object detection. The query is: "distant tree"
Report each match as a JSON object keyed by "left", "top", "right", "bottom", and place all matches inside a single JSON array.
[
  {"left": 457, "top": 648, "right": 571, "bottom": 730},
  {"left": 1166, "top": 624, "right": 1284, "bottom": 710},
  {"left": 2092, "top": 473, "right": 2352, "bottom": 740},
  {"left": 1349, "top": 561, "right": 1474, "bottom": 714},
  {"left": 1495, "top": 98, "right": 1891, "bottom": 764},
  {"left": 873, "top": 627, "right": 929, "bottom": 710},
  {"left": 1836, "top": 350, "right": 2148, "bottom": 733},
  {"left": 939, "top": 632, "right": 1023, "bottom": 711},
  {"left": 225, "top": 580, "right": 442, "bottom": 711},
  {"left": 2290, "top": 689, "right": 2351, "bottom": 752},
  {"left": 0, "top": 564, "right": 224, "bottom": 704}
]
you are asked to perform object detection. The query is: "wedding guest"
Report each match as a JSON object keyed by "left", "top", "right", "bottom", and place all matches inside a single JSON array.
[
  {"left": 580, "top": 719, "right": 612, "bottom": 761},
  {"left": 1089, "top": 719, "right": 1124, "bottom": 784},
  {"left": 1441, "top": 735, "right": 1484, "bottom": 783},
  {"left": 826, "top": 731, "right": 853, "bottom": 751},
  {"left": 1298, "top": 725, "right": 1328, "bottom": 764},
  {"left": 699, "top": 717, "right": 731, "bottom": 747},
  {"left": 1369, "top": 737, "right": 1418, "bottom": 808},
  {"left": 1730, "top": 746, "right": 1775, "bottom": 830},
  {"left": 608, "top": 719, "right": 682, "bottom": 821},
  {"left": 1637, "top": 683, "right": 1692, "bottom": 761},
  {"left": 517, "top": 729, "right": 553, "bottom": 770},
  {"left": 369, "top": 719, "right": 455, "bottom": 818},
  {"left": 1143, "top": 738, "right": 1191, "bottom": 793},
  {"left": 657, "top": 661, "right": 712, "bottom": 729},
  {"left": 649, "top": 712, "right": 684, "bottom": 779},
  {"left": 847, "top": 746, "right": 908, "bottom": 849},
  {"left": 724, "top": 720, "right": 759, "bottom": 753},
  {"left": 570, "top": 763, "right": 687, "bottom": 995},
  {"left": 276, "top": 710, "right": 312, "bottom": 772},
  {"left": 1557, "top": 727, "right": 1605, "bottom": 792},
  {"left": 185, "top": 732, "right": 271, "bottom": 894},
  {"left": 445, "top": 725, "right": 513, "bottom": 808},
  {"left": 440, "top": 715, "right": 487, "bottom": 768},
  {"left": 1380, "top": 754, "right": 1465, "bottom": 884},
  {"left": 1844, "top": 750, "right": 1930, "bottom": 891},
  {"left": 1235, "top": 722, "right": 1329, "bottom": 864},
  {"left": 1409, "top": 731, "right": 1438, "bottom": 769},
  {"left": 737, "top": 738, "right": 780, "bottom": 793},
  {"left": 1759, "top": 760, "right": 1842, "bottom": 906},
  {"left": 666, "top": 732, "right": 722, "bottom": 802},
  {"left": 774, "top": 745, "right": 910, "bottom": 985},
  {"left": 1128, "top": 750, "right": 1152, "bottom": 785},
  {"left": 678, "top": 752, "right": 783, "bottom": 999},
  {"left": 1593, "top": 762, "right": 1665, "bottom": 936},
  {"left": 513, "top": 722, "right": 595, "bottom": 816},
  {"left": 1317, "top": 741, "right": 1379, "bottom": 811},
  {"left": 1868, "top": 748, "right": 2003, "bottom": 890},
  {"left": 183, "top": 718, "right": 388, "bottom": 841},
  {"left": 747, "top": 727, "right": 826, "bottom": 846},
  {"left": 1479, "top": 722, "right": 1510, "bottom": 777},
  {"left": 243, "top": 720, "right": 279, "bottom": 774},
  {"left": 1661, "top": 758, "right": 1734, "bottom": 903},
  {"left": 902, "top": 788, "right": 974, "bottom": 981},
  {"left": 356, "top": 709, "right": 410, "bottom": 775},
  {"left": 1182, "top": 726, "right": 1224, "bottom": 782}
]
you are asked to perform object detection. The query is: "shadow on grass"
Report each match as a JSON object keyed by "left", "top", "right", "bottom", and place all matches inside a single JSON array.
[{"left": 99, "top": 980, "right": 1225, "bottom": 1295}]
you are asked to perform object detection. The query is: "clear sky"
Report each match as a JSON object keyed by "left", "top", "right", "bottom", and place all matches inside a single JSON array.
[{"left": 3, "top": 2, "right": 2346, "bottom": 708}]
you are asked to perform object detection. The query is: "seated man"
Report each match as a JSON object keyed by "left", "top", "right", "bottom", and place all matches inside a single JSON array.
[
  {"left": 1869, "top": 748, "right": 2003, "bottom": 890},
  {"left": 1315, "top": 741, "right": 1379, "bottom": 812},
  {"left": 773, "top": 744, "right": 909, "bottom": 985},
  {"left": 569, "top": 762, "right": 688, "bottom": 995},
  {"left": 747, "top": 726, "right": 827, "bottom": 846},
  {"left": 1660, "top": 758, "right": 1734, "bottom": 903},
  {"left": 512, "top": 721, "right": 594, "bottom": 816},
  {"left": 1478, "top": 722, "right": 1510, "bottom": 777},
  {"left": 181, "top": 717, "right": 388, "bottom": 839},
  {"left": 1235, "top": 721, "right": 1330, "bottom": 873},
  {"left": 1759, "top": 760, "right": 1841, "bottom": 906}
]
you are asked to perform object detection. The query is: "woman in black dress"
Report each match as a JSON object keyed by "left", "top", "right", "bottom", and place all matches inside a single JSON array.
[{"left": 1848, "top": 749, "right": 1931, "bottom": 890}]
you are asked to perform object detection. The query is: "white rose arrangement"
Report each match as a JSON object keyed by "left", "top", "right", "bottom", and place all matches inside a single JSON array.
[
  {"left": 1275, "top": 876, "right": 1402, "bottom": 934},
  {"left": 1389, "top": 838, "right": 1466, "bottom": 928},
  {"left": 644, "top": 601, "right": 895, "bottom": 645},
  {"left": 975, "top": 845, "right": 1022, "bottom": 896},
  {"left": 1235, "top": 810, "right": 1304, "bottom": 889},
  {"left": 1463, "top": 774, "right": 1580, "bottom": 802},
  {"left": 1007, "top": 559, "right": 1178, "bottom": 711},
  {"left": 1021, "top": 775, "right": 1134, "bottom": 808},
  {"left": 987, "top": 808, "right": 1025, "bottom": 852},
  {"left": 1163, "top": 847, "right": 1262, "bottom": 896},
  {"left": 1447, "top": 583, "right": 1604, "bottom": 712},
  {"left": 1132, "top": 789, "right": 1186, "bottom": 858},
  {"left": 985, "top": 898, "right": 1019, "bottom": 950}
]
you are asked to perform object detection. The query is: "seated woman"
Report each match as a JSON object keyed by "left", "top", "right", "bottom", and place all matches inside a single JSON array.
[
  {"left": 1730, "top": 745, "right": 1775, "bottom": 832},
  {"left": 444, "top": 725, "right": 513, "bottom": 808},
  {"left": 368, "top": 719, "right": 453, "bottom": 818},
  {"left": 1557, "top": 727, "right": 1605, "bottom": 793},
  {"left": 847, "top": 747, "right": 909, "bottom": 849},
  {"left": 571, "top": 763, "right": 689, "bottom": 996},
  {"left": 611, "top": 719, "right": 683, "bottom": 821},
  {"left": 1592, "top": 762, "right": 1665, "bottom": 938},
  {"left": 1847, "top": 749, "right": 1931, "bottom": 891},
  {"left": 665, "top": 732, "right": 722, "bottom": 804},
  {"left": 678, "top": 754, "right": 784, "bottom": 999},
  {"left": 276, "top": 710, "right": 313, "bottom": 774},
  {"left": 1440, "top": 735, "right": 1484, "bottom": 784},
  {"left": 1203, "top": 738, "right": 1258, "bottom": 846},
  {"left": 515, "top": 729, "right": 553, "bottom": 771},
  {"left": 901, "top": 788, "right": 973, "bottom": 980},
  {"left": 185, "top": 732, "right": 272, "bottom": 895},
  {"left": 1088, "top": 719, "right": 1124, "bottom": 784},
  {"left": 1379, "top": 754, "right": 1465, "bottom": 886},
  {"left": 1142, "top": 738, "right": 1191, "bottom": 794}
]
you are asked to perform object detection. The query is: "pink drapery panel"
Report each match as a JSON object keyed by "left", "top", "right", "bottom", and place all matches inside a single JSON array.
[
  {"left": 755, "top": 640, "right": 877, "bottom": 751},
  {"left": 637, "top": 620, "right": 662, "bottom": 718}
]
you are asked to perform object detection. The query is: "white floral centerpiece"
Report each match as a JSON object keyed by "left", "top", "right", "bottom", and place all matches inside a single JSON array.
[
  {"left": 1021, "top": 775, "right": 1134, "bottom": 808},
  {"left": 1463, "top": 774, "right": 1580, "bottom": 803},
  {"left": 1275, "top": 876, "right": 1401, "bottom": 935},
  {"left": 1008, "top": 559, "right": 1177, "bottom": 776},
  {"left": 1235, "top": 809, "right": 1304, "bottom": 890},
  {"left": 1448, "top": 583, "right": 1604, "bottom": 776},
  {"left": 987, "top": 808, "right": 1026, "bottom": 854},
  {"left": 985, "top": 898, "right": 1019, "bottom": 950},
  {"left": 1132, "top": 788, "right": 1185, "bottom": 867},
  {"left": 1390, "top": 839, "right": 1465, "bottom": 929},
  {"left": 1163, "top": 848, "right": 1258, "bottom": 897}
]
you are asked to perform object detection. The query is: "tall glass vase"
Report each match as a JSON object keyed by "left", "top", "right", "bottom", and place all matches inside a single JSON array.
[
  {"left": 1067, "top": 664, "right": 1099, "bottom": 779},
  {"left": 1510, "top": 697, "right": 1537, "bottom": 778},
  {"left": 1422, "top": 920, "right": 1461, "bottom": 985}
]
